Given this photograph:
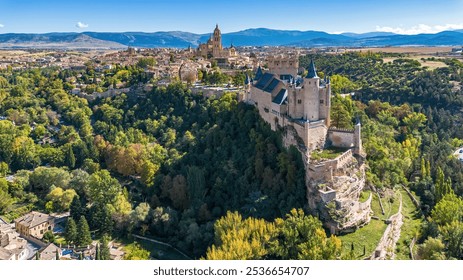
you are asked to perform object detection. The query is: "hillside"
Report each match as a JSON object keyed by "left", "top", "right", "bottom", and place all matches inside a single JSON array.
[{"left": 1, "top": 28, "right": 463, "bottom": 49}]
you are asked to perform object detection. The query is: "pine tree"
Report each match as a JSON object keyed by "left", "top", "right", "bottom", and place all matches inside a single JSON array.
[
  {"left": 64, "top": 217, "right": 77, "bottom": 244},
  {"left": 76, "top": 216, "right": 92, "bottom": 246}
]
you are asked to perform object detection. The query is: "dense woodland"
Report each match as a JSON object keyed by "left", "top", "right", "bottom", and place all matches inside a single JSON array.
[{"left": 1, "top": 51, "right": 463, "bottom": 259}]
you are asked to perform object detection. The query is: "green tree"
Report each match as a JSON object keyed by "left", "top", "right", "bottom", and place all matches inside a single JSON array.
[
  {"left": 70, "top": 196, "right": 84, "bottom": 222},
  {"left": 123, "top": 242, "right": 150, "bottom": 260},
  {"left": 269, "top": 208, "right": 341, "bottom": 260},
  {"left": 417, "top": 237, "right": 446, "bottom": 260},
  {"left": 64, "top": 144, "right": 76, "bottom": 169},
  {"left": 100, "top": 234, "right": 111, "bottom": 260},
  {"left": 64, "top": 217, "right": 77, "bottom": 244},
  {"left": 85, "top": 170, "right": 122, "bottom": 205},
  {"left": 76, "top": 216, "right": 92, "bottom": 246},
  {"left": 43, "top": 231, "right": 55, "bottom": 243}
]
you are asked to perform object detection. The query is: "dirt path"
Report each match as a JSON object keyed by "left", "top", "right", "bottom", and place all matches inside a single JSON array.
[{"left": 369, "top": 192, "right": 403, "bottom": 260}]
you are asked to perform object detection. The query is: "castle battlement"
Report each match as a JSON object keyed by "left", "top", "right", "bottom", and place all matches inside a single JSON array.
[{"left": 245, "top": 57, "right": 370, "bottom": 234}]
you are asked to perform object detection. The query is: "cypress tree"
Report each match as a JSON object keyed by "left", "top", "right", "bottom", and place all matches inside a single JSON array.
[
  {"left": 100, "top": 234, "right": 111, "bottom": 260},
  {"left": 55, "top": 250, "right": 60, "bottom": 260},
  {"left": 77, "top": 216, "right": 92, "bottom": 246},
  {"left": 64, "top": 217, "right": 77, "bottom": 244},
  {"left": 95, "top": 244, "right": 100, "bottom": 260},
  {"left": 65, "top": 144, "right": 76, "bottom": 169},
  {"left": 35, "top": 251, "right": 40, "bottom": 260}
]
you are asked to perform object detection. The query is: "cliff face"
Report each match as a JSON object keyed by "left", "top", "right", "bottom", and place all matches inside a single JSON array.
[{"left": 283, "top": 128, "right": 371, "bottom": 234}]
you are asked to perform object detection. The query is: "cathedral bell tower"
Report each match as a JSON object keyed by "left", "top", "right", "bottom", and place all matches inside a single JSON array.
[{"left": 212, "top": 24, "right": 223, "bottom": 58}]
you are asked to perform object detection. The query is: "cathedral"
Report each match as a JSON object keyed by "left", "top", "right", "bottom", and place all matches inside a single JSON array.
[{"left": 197, "top": 24, "right": 236, "bottom": 59}]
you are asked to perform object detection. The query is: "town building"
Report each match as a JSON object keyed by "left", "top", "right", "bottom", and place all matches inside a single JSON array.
[
  {"left": 14, "top": 211, "right": 54, "bottom": 239},
  {"left": 244, "top": 55, "right": 370, "bottom": 233},
  {"left": 38, "top": 243, "right": 62, "bottom": 260},
  {"left": 0, "top": 223, "right": 28, "bottom": 260}
]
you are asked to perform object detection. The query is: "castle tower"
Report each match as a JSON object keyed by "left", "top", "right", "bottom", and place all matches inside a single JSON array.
[
  {"left": 354, "top": 121, "right": 363, "bottom": 155},
  {"left": 319, "top": 76, "right": 331, "bottom": 127},
  {"left": 212, "top": 24, "right": 223, "bottom": 58},
  {"left": 303, "top": 59, "right": 320, "bottom": 121}
]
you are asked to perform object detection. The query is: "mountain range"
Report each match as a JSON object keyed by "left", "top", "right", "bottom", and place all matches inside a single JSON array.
[{"left": 0, "top": 28, "right": 462, "bottom": 49}]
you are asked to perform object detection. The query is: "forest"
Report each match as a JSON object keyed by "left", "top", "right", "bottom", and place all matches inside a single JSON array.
[{"left": 1, "top": 51, "right": 463, "bottom": 259}]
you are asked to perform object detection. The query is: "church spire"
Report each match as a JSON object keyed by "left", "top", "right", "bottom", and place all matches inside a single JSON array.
[
  {"left": 306, "top": 59, "right": 318, "bottom": 79},
  {"left": 255, "top": 65, "right": 263, "bottom": 80}
]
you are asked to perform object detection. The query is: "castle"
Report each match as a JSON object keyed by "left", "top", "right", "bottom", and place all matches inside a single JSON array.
[
  {"left": 197, "top": 24, "right": 236, "bottom": 59},
  {"left": 244, "top": 55, "right": 371, "bottom": 234}
]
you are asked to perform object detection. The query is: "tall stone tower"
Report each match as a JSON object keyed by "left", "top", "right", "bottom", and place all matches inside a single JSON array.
[
  {"left": 212, "top": 24, "right": 223, "bottom": 58},
  {"left": 303, "top": 60, "right": 320, "bottom": 121}
]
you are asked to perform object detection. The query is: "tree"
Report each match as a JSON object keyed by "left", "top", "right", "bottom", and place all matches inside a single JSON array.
[
  {"left": 140, "top": 161, "right": 159, "bottom": 187},
  {"left": 70, "top": 196, "right": 84, "bottom": 222},
  {"left": 88, "top": 203, "right": 114, "bottom": 236},
  {"left": 85, "top": 170, "right": 122, "bottom": 205},
  {"left": 100, "top": 234, "right": 111, "bottom": 260},
  {"left": 0, "top": 184, "right": 13, "bottom": 214},
  {"left": 76, "top": 216, "right": 92, "bottom": 246},
  {"left": 417, "top": 237, "right": 446, "bottom": 260},
  {"left": 331, "top": 101, "right": 352, "bottom": 129},
  {"left": 269, "top": 208, "right": 341, "bottom": 260},
  {"left": 431, "top": 193, "right": 463, "bottom": 226},
  {"left": 43, "top": 231, "right": 55, "bottom": 243},
  {"left": 206, "top": 211, "right": 276, "bottom": 260},
  {"left": 64, "top": 217, "right": 77, "bottom": 244},
  {"left": 123, "top": 242, "right": 150, "bottom": 260},
  {"left": 95, "top": 244, "right": 100, "bottom": 260},
  {"left": 45, "top": 186, "right": 77, "bottom": 212},
  {"left": 64, "top": 144, "right": 75, "bottom": 169}
]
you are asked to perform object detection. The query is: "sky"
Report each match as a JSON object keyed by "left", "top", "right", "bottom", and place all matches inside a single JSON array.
[{"left": 0, "top": 0, "right": 463, "bottom": 34}]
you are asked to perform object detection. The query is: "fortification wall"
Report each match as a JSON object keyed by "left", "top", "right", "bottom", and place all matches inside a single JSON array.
[{"left": 328, "top": 128, "right": 355, "bottom": 148}]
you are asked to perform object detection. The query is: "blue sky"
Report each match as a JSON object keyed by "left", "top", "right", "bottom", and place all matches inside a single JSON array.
[{"left": 1, "top": 0, "right": 463, "bottom": 34}]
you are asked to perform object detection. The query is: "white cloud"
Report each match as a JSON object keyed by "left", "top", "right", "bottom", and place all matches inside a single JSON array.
[
  {"left": 0, "top": 24, "right": 4, "bottom": 28},
  {"left": 376, "top": 23, "right": 463, "bottom": 35},
  {"left": 76, "top": 22, "right": 89, "bottom": 29}
]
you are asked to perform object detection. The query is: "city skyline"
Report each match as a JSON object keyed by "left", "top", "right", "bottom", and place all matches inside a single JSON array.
[{"left": 0, "top": 0, "right": 463, "bottom": 35}]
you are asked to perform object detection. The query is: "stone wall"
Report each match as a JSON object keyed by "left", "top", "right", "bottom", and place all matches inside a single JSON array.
[{"left": 328, "top": 128, "right": 355, "bottom": 148}]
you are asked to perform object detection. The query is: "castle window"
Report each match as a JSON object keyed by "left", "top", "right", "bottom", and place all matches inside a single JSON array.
[
  {"left": 309, "top": 82, "right": 311, "bottom": 85},
  {"left": 320, "top": 100, "right": 324, "bottom": 104},
  {"left": 297, "top": 99, "right": 302, "bottom": 104},
  {"left": 264, "top": 108, "right": 269, "bottom": 113}
]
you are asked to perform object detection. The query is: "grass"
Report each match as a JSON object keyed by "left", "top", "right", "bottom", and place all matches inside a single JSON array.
[
  {"left": 311, "top": 147, "right": 348, "bottom": 161},
  {"left": 359, "top": 190, "right": 371, "bottom": 203},
  {"left": 394, "top": 188, "right": 423, "bottom": 260},
  {"left": 338, "top": 188, "right": 403, "bottom": 259}
]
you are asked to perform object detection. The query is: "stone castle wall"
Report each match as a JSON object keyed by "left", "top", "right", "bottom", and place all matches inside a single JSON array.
[{"left": 328, "top": 128, "right": 355, "bottom": 148}]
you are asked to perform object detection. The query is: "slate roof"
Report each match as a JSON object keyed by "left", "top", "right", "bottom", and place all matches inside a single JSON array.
[
  {"left": 272, "top": 89, "right": 288, "bottom": 105},
  {"left": 15, "top": 211, "right": 53, "bottom": 229},
  {"left": 306, "top": 59, "right": 318, "bottom": 79}
]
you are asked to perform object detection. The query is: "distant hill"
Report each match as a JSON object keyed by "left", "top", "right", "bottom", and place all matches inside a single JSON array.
[
  {"left": 0, "top": 33, "right": 126, "bottom": 49},
  {"left": 0, "top": 28, "right": 462, "bottom": 49}
]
